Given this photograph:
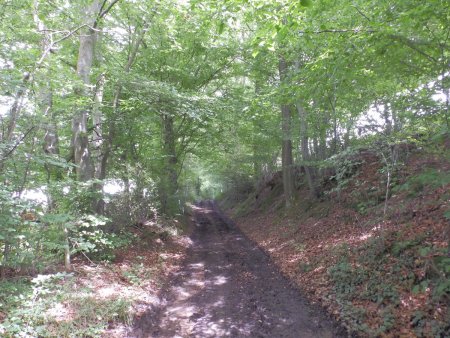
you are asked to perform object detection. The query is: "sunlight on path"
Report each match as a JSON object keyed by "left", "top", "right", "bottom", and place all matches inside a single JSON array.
[{"left": 132, "top": 202, "right": 340, "bottom": 338}]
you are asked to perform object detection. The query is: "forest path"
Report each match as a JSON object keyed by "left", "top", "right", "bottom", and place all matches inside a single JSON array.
[{"left": 132, "top": 201, "right": 342, "bottom": 338}]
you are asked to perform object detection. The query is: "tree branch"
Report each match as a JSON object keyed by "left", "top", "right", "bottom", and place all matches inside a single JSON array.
[
  {"left": 99, "top": 0, "right": 120, "bottom": 20},
  {"left": 388, "top": 34, "right": 438, "bottom": 63},
  {"left": 351, "top": 4, "right": 371, "bottom": 22},
  {"left": 1, "top": 126, "right": 36, "bottom": 163},
  {"left": 298, "top": 28, "right": 377, "bottom": 35}
]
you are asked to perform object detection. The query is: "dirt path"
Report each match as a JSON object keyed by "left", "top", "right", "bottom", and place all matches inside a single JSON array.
[{"left": 131, "top": 201, "right": 343, "bottom": 338}]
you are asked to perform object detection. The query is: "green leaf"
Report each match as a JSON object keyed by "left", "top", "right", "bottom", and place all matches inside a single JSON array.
[
  {"left": 252, "top": 50, "right": 260, "bottom": 58},
  {"left": 418, "top": 246, "right": 431, "bottom": 257},
  {"left": 218, "top": 21, "right": 225, "bottom": 34},
  {"left": 444, "top": 210, "right": 450, "bottom": 220},
  {"left": 300, "top": 0, "right": 312, "bottom": 7},
  {"left": 268, "top": 44, "right": 276, "bottom": 52}
]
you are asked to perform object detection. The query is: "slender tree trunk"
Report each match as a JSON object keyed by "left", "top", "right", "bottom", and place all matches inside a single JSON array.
[
  {"left": 160, "top": 112, "right": 179, "bottom": 215},
  {"left": 92, "top": 73, "right": 106, "bottom": 213},
  {"left": 65, "top": 0, "right": 101, "bottom": 271},
  {"left": 42, "top": 90, "right": 59, "bottom": 157},
  {"left": 34, "top": 14, "right": 62, "bottom": 207},
  {"left": 330, "top": 82, "right": 339, "bottom": 155},
  {"left": 293, "top": 61, "right": 318, "bottom": 198},
  {"left": 4, "top": 74, "right": 30, "bottom": 144},
  {"left": 384, "top": 103, "right": 392, "bottom": 135},
  {"left": 278, "top": 56, "right": 294, "bottom": 207},
  {"left": 391, "top": 105, "right": 401, "bottom": 133},
  {"left": 0, "top": 73, "right": 31, "bottom": 173},
  {"left": 312, "top": 137, "right": 318, "bottom": 160},
  {"left": 63, "top": 224, "right": 71, "bottom": 271},
  {"left": 344, "top": 117, "right": 354, "bottom": 149},
  {"left": 252, "top": 80, "right": 263, "bottom": 178},
  {"left": 123, "top": 170, "right": 132, "bottom": 220},
  {"left": 1, "top": 244, "right": 10, "bottom": 279},
  {"left": 296, "top": 103, "right": 319, "bottom": 198}
]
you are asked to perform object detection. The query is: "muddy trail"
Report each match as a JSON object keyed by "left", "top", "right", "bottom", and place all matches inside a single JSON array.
[{"left": 132, "top": 201, "right": 344, "bottom": 338}]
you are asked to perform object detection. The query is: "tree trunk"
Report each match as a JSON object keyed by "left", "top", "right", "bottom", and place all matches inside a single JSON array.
[
  {"left": 278, "top": 56, "right": 294, "bottom": 207},
  {"left": 33, "top": 1, "right": 60, "bottom": 210},
  {"left": 252, "top": 80, "right": 263, "bottom": 178},
  {"left": 344, "top": 117, "right": 354, "bottom": 149},
  {"left": 71, "top": 0, "right": 101, "bottom": 182},
  {"left": 0, "top": 244, "right": 10, "bottom": 279},
  {"left": 0, "top": 73, "right": 31, "bottom": 173},
  {"left": 92, "top": 73, "right": 106, "bottom": 213},
  {"left": 296, "top": 103, "right": 319, "bottom": 199},
  {"left": 313, "top": 136, "right": 319, "bottom": 161},
  {"left": 42, "top": 90, "right": 59, "bottom": 158},
  {"left": 63, "top": 224, "right": 71, "bottom": 271},
  {"left": 4, "top": 73, "right": 30, "bottom": 144},
  {"left": 160, "top": 113, "right": 179, "bottom": 215},
  {"left": 383, "top": 103, "right": 392, "bottom": 135}
]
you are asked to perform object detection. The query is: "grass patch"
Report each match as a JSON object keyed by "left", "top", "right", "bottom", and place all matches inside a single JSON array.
[{"left": 46, "top": 296, "right": 132, "bottom": 337}]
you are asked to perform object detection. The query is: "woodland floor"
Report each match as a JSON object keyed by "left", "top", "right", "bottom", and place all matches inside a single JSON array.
[
  {"left": 230, "top": 149, "right": 450, "bottom": 337},
  {"left": 131, "top": 201, "right": 343, "bottom": 338}
]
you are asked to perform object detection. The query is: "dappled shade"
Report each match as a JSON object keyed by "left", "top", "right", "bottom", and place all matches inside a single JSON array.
[{"left": 132, "top": 202, "right": 338, "bottom": 337}]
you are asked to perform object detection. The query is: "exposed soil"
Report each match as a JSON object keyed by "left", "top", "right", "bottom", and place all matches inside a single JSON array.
[{"left": 131, "top": 201, "right": 344, "bottom": 338}]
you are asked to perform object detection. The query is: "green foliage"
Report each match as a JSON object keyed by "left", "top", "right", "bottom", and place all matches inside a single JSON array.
[
  {"left": 324, "top": 147, "right": 364, "bottom": 194},
  {"left": 298, "top": 262, "right": 313, "bottom": 273},
  {"left": 411, "top": 309, "right": 450, "bottom": 338},
  {"left": 336, "top": 302, "right": 370, "bottom": 335},
  {"left": 0, "top": 273, "right": 71, "bottom": 337},
  {"left": 444, "top": 210, "right": 450, "bottom": 221},
  {"left": 0, "top": 186, "right": 44, "bottom": 273},
  {"left": 392, "top": 240, "right": 419, "bottom": 256},
  {"left": 121, "top": 261, "right": 153, "bottom": 286},
  {"left": 327, "top": 231, "right": 450, "bottom": 335},
  {"left": 0, "top": 273, "right": 133, "bottom": 337},
  {"left": 394, "top": 168, "right": 450, "bottom": 196},
  {"left": 46, "top": 297, "right": 132, "bottom": 337},
  {"left": 328, "top": 259, "right": 367, "bottom": 299},
  {"left": 0, "top": 0, "right": 449, "bottom": 336}
]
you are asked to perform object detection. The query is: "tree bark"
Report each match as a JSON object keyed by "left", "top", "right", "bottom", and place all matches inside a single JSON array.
[
  {"left": 71, "top": 0, "right": 102, "bottom": 182},
  {"left": 296, "top": 103, "right": 319, "bottom": 199},
  {"left": 92, "top": 73, "right": 106, "bottom": 213},
  {"left": 0, "top": 72, "right": 31, "bottom": 173},
  {"left": 160, "top": 112, "right": 179, "bottom": 215},
  {"left": 278, "top": 56, "right": 294, "bottom": 206}
]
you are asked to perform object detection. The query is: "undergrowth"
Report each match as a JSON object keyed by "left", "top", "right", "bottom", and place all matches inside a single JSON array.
[
  {"left": 0, "top": 272, "right": 133, "bottom": 337},
  {"left": 328, "top": 232, "right": 450, "bottom": 337}
]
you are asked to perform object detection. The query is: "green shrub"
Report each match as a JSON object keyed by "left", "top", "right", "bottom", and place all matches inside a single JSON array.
[
  {"left": 0, "top": 272, "right": 133, "bottom": 337},
  {"left": 324, "top": 147, "right": 365, "bottom": 194},
  {"left": 394, "top": 168, "right": 450, "bottom": 196},
  {"left": 328, "top": 259, "right": 367, "bottom": 299}
]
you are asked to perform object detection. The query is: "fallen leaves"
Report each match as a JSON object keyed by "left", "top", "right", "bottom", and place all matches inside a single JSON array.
[{"left": 233, "top": 151, "right": 450, "bottom": 337}]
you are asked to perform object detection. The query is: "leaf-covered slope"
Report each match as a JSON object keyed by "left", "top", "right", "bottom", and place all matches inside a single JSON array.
[{"left": 229, "top": 147, "right": 450, "bottom": 337}]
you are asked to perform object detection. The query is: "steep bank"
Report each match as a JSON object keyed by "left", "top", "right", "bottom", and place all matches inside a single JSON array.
[{"left": 226, "top": 148, "right": 450, "bottom": 337}]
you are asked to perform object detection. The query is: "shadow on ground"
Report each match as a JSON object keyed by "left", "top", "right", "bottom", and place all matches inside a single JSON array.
[{"left": 131, "top": 201, "right": 344, "bottom": 338}]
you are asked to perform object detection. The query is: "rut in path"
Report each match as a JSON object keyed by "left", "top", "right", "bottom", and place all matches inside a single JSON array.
[{"left": 132, "top": 201, "right": 343, "bottom": 338}]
